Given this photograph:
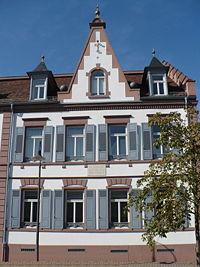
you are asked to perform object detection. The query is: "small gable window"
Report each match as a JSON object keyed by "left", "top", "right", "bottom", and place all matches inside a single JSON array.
[
  {"left": 91, "top": 70, "right": 105, "bottom": 96},
  {"left": 31, "top": 78, "right": 47, "bottom": 100}
]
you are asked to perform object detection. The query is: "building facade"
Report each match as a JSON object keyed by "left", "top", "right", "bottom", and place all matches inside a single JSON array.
[{"left": 0, "top": 10, "right": 198, "bottom": 263}]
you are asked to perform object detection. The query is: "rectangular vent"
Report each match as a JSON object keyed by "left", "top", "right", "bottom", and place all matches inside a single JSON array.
[
  {"left": 110, "top": 250, "right": 128, "bottom": 253},
  {"left": 157, "top": 249, "right": 174, "bottom": 252},
  {"left": 21, "top": 248, "right": 35, "bottom": 252},
  {"left": 68, "top": 249, "right": 85, "bottom": 252}
]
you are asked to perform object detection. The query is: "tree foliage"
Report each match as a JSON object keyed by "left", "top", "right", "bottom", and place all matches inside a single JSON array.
[{"left": 129, "top": 108, "right": 200, "bottom": 263}]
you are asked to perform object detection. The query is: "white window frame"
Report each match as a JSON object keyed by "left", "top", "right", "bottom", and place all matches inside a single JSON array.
[
  {"left": 148, "top": 72, "right": 168, "bottom": 96},
  {"left": 110, "top": 189, "right": 129, "bottom": 228},
  {"left": 91, "top": 71, "right": 105, "bottom": 96},
  {"left": 109, "top": 125, "right": 127, "bottom": 160},
  {"left": 22, "top": 190, "right": 38, "bottom": 227},
  {"left": 66, "top": 126, "right": 85, "bottom": 161},
  {"left": 30, "top": 77, "right": 48, "bottom": 100},
  {"left": 24, "top": 127, "right": 43, "bottom": 161},
  {"left": 65, "top": 190, "right": 84, "bottom": 228}
]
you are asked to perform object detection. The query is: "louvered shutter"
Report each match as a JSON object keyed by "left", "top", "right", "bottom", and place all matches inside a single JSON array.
[
  {"left": 14, "top": 127, "right": 25, "bottom": 162},
  {"left": 128, "top": 123, "right": 139, "bottom": 160},
  {"left": 98, "top": 190, "right": 108, "bottom": 229},
  {"left": 98, "top": 124, "right": 108, "bottom": 161},
  {"left": 56, "top": 126, "right": 65, "bottom": 161},
  {"left": 41, "top": 190, "right": 52, "bottom": 228},
  {"left": 142, "top": 123, "right": 153, "bottom": 160},
  {"left": 53, "top": 190, "right": 63, "bottom": 229},
  {"left": 43, "top": 126, "right": 54, "bottom": 162},
  {"left": 145, "top": 193, "right": 154, "bottom": 221},
  {"left": 85, "top": 125, "right": 96, "bottom": 162},
  {"left": 10, "top": 190, "right": 21, "bottom": 228},
  {"left": 85, "top": 190, "right": 96, "bottom": 229},
  {"left": 131, "top": 189, "right": 142, "bottom": 228}
]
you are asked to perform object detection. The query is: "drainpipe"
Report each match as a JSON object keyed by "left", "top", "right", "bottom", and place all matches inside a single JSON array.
[{"left": 2, "top": 103, "right": 14, "bottom": 261}]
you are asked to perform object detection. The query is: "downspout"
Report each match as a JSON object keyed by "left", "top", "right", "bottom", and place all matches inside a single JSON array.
[{"left": 2, "top": 103, "right": 14, "bottom": 261}]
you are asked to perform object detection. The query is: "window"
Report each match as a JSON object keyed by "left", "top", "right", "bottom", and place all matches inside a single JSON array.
[
  {"left": 24, "top": 128, "right": 43, "bottom": 161},
  {"left": 65, "top": 190, "right": 84, "bottom": 228},
  {"left": 152, "top": 125, "right": 167, "bottom": 159},
  {"left": 110, "top": 190, "right": 128, "bottom": 228},
  {"left": 109, "top": 125, "right": 127, "bottom": 160},
  {"left": 31, "top": 79, "right": 47, "bottom": 100},
  {"left": 91, "top": 71, "right": 105, "bottom": 95},
  {"left": 22, "top": 190, "right": 38, "bottom": 227},
  {"left": 152, "top": 75, "right": 164, "bottom": 95},
  {"left": 66, "top": 126, "right": 85, "bottom": 161}
]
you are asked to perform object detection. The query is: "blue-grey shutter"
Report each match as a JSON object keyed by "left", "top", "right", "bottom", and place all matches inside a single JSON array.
[
  {"left": 142, "top": 123, "right": 153, "bottom": 160},
  {"left": 41, "top": 190, "right": 52, "bottom": 229},
  {"left": 56, "top": 126, "right": 65, "bottom": 161},
  {"left": 98, "top": 124, "right": 108, "bottom": 161},
  {"left": 43, "top": 126, "right": 54, "bottom": 162},
  {"left": 85, "top": 190, "right": 96, "bottom": 229},
  {"left": 128, "top": 123, "right": 139, "bottom": 160},
  {"left": 85, "top": 125, "right": 96, "bottom": 162},
  {"left": 145, "top": 193, "right": 154, "bottom": 221},
  {"left": 53, "top": 190, "right": 63, "bottom": 229},
  {"left": 10, "top": 190, "right": 21, "bottom": 228},
  {"left": 131, "top": 189, "right": 142, "bottom": 228},
  {"left": 14, "top": 127, "right": 25, "bottom": 162},
  {"left": 98, "top": 190, "right": 108, "bottom": 229}
]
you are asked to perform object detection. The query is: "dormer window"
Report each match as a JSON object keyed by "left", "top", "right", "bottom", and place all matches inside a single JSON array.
[
  {"left": 152, "top": 75, "right": 165, "bottom": 95},
  {"left": 91, "top": 70, "right": 105, "bottom": 95},
  {"left": 31, "top": 78, "right": 47, "bottom": 100}
]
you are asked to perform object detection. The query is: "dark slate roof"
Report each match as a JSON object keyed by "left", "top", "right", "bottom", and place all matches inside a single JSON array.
[
  {"left": 33, "top": 61, "right": 50, "bottom": 72},
  {"left": 148, "top": 56, "right": 167, "bottom": 69}
]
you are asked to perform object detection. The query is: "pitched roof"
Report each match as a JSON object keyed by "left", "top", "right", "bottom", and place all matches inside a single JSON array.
[{"left": 148, "top": 56, "right": 167, "bottom": 70}]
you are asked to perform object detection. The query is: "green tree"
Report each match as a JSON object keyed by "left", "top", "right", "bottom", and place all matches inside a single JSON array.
[{"left": 129, "top": 108, "right": 200, "bottom": 265}]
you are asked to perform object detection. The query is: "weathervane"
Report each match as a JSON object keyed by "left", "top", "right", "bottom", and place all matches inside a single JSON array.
[
  {"left": 152, "top": 49, "right": 156, "bottom": 57},
  {"left": 95, "top": 4, "right": 100, "bottom": 17}
]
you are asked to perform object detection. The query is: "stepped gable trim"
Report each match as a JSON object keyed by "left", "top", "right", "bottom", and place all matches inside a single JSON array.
[
  {"left": 0, "top": 112, "right": 11, "bottom": 243},
  {"left": 20, "top": 178, "right": 45, "bottom": 188},
  {"left": 63, "top": 179, "right": 87, "bottom": 188},
  {"left": 107, "top": 178, "right": 132, "bottom": 188},
  {"left": 162, "top": 61, "right": 196, "bottom": 96},
  {"left": 22, "top": 117, "right": 49, "bottom": 127}
]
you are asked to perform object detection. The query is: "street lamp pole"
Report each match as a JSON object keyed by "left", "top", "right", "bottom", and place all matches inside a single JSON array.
[{"left": 32, "top": 155, "right": 45, "bottom": 262}]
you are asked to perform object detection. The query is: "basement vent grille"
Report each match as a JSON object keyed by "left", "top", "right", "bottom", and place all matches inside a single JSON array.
[
  {"left": 157, "top": 249, "right": 174, "bottom": 252},
  {"left": 68, "top": 249, "right": 85, "bottom": 252},
  {"left": 110, "top": 250, "right": 128, "bottom": 253},
  {"left": 21, "top": 248, "right": 35, "bottom": 252}
]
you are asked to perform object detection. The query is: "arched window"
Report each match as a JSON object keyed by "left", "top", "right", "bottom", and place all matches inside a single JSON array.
[{"left": 91, "top": 70, "right": 105, "bottom": 95}]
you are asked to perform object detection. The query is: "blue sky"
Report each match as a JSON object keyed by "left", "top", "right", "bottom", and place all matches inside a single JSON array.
[{"left": 0, "top": 0, "right": 199, "bottom": 105}]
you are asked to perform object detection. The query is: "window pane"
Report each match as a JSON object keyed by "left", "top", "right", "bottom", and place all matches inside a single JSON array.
[
  {"left": 34, "top": 138, "right": 42, "bottom": 156},
  {"left": 99, "top": 78, "right": 105, "bottom": 95},
  {"left": 120, "top": 202, "right": 128, "bottom": 222},
  {"left": 110, "top": 136, "right": 117, "bottom": 155},
  {"left": 159, "top": 83, "right": 164, "bottom": 94},
  {"left": 68, "top": 127, "right": 83, "bottom": 135},
  {"left": 67, "top": 191, "right": 83, "bottom": 200},
  {"left": 76, "top": 137, "right": 83, "bottom": 156},
  {"left": 33, "top": 87, "right": 38, "bottom": 99},
  {"left": 111, "top": 202, "right": 118, "bottom": 222},
  {"left": 153, "top": 83, "right": 158, "bottom": 95},
  {"left": 25, "top": 138, "right": 33, "bottom": 160},
  {"left": 24, "top": 202, "right": 31, "bottom": 222},
  {"left": 39, "top": 87, "right": 44, "bottom": 98},
  {"left": 119, "top": 136, "right": 126, "bottom": 155},
  {"left": 66, "top": 137, "right": 74, "bottom": 157},
  {"left": 26, "top": 128, "right": 43, "bottom": 137},
  {"left": 92, "top": 71, "right": 104, "bottom": 77},
  {"left": 24, "top": 191, "right": 38, "bottom": 199},
  {"left": 110, "top": 125, "right": 125, "bottom": 134},
  {"left": 111, "top": 190, "right": 127, "bottom": 199},
  {"left": 67, "top": 203, "right": 73, "bottom": 222},
  {"left": 32, "top": 202, "right": 37, "bottom": 222},
  {"left": 152, "top": 75, "right": 163, "bottom": 81},
  {"left": 76, "top": 203, "right": 83, "bottom": 222},
  {"left": 91, "top": 78, "right": 97, "bottom": 95}
]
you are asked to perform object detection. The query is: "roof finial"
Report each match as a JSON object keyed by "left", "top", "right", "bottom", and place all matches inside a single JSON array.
[
  {"left": 41, "top": 55, "right": 45, "bottom": 62},
  {"left": 95, "top": 4, "right": 100, "bottom": 17},
  {"left": 152, "top": 48, "right": 156, "bottom": 57}
]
